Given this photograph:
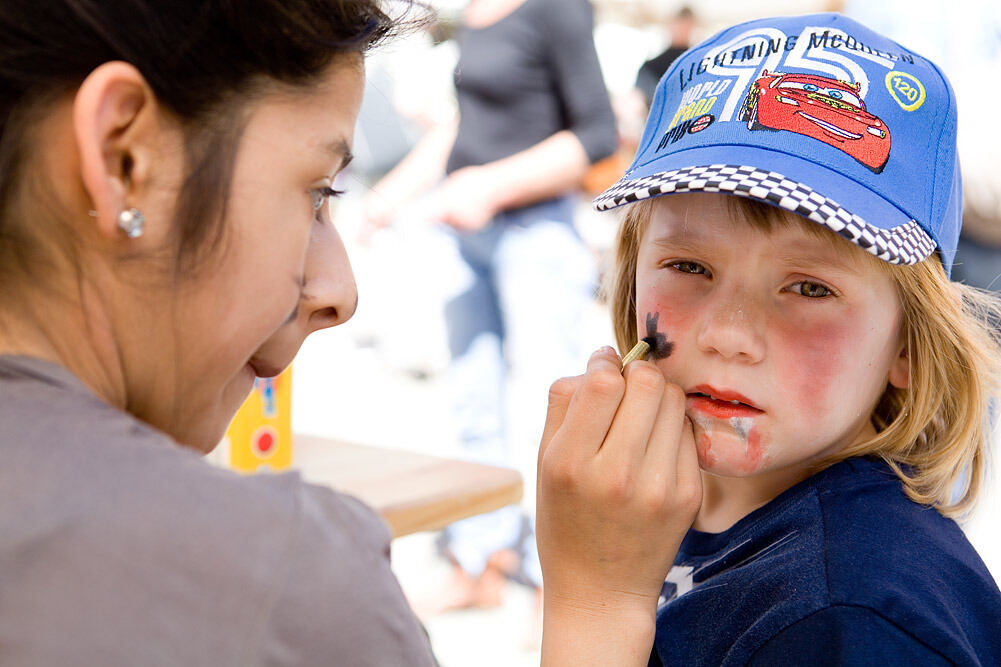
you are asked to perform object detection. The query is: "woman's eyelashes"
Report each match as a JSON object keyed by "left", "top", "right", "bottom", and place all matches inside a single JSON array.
[{"left": 311, "top": 186, "right": 345, "bottom": 223}]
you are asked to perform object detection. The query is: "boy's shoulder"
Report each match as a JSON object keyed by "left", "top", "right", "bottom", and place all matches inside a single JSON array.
[
  {"left": 811, "top": 457, "right": 985, "bottom": 588},
  {"left": 654, "top": 458, "right": 1001, "bottom": 666},
  {"left": 809, "top": 458, "right": 1001, "bottom": 659}
]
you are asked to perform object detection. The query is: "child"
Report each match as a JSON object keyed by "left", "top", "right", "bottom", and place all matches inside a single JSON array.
[{"left": 536, "top": 12, "right": 1001, "bottom": 666}]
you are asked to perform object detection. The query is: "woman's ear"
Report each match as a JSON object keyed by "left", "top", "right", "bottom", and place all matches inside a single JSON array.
[
  {"left": 72, "top": 61, "right": 158, "bottom": 239},
  {"left": 888, "top": 337, "right": 910, "bottom": 389}
]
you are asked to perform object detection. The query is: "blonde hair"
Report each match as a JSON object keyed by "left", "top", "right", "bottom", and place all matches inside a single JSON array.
[{"left": 605, "top": 196, "right": 1001, "bottom": 518}]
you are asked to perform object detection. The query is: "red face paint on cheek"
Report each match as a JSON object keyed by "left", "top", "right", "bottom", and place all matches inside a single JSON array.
[{"left": 775, "top": 314, "right": 851, "bottom": 415}]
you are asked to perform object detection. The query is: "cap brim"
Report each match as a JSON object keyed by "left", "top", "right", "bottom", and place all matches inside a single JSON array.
[{"left": 594, "top": 145, "right": 936, "bottom": 266}]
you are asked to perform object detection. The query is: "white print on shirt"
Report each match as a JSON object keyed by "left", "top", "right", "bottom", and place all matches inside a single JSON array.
[
  {"left": 659, "top": 532, "right": 800, "bottom": 609},
  {"left": 661, "top": 565, "right": 695, "bottom": 607}
]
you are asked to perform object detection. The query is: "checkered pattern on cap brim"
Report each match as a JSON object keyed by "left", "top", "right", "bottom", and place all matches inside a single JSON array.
[{"left": 594, "top": 164, "right": 936, "bottom": 265}]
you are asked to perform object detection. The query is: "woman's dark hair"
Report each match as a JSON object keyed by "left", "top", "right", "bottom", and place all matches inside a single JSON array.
[{"left": 0, "top": 0, "right": 416, "bottom": 275}]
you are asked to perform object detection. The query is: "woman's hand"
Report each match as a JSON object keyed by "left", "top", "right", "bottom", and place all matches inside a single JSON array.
[{"left": 537, "top": 346, "right": 702, "bottom": 666}]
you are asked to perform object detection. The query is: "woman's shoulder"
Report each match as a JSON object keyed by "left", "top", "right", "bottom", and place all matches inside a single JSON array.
[
  {"left": 0, "top": 356, "right": 432, "bottom": 665},
  {"left": 0, "top": 354, "right": 392, "bottom": 567}
]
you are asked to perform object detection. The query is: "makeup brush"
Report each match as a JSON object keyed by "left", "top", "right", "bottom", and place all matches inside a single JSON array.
[
  {"left": 621, "top": 339, "right": 652, "bottom": 366},
  {"left": 620, "top": 312, "right": 675, "bottom": 369}
]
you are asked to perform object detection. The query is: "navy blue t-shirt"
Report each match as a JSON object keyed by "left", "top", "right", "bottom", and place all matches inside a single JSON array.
[{"left": 651, "top": 457, "right": 1001, "bottom": 666}]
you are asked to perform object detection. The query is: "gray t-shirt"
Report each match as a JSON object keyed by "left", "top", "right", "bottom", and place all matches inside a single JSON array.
[{"left": 0, "top": 355, "right": 436, "bottom": 667}]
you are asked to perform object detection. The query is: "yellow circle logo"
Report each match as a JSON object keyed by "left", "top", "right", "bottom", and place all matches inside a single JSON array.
[{"left": 885, "top": 71, "right": 926, "bottom": 111}]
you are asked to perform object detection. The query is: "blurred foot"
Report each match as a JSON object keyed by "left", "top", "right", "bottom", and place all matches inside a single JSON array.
[
  {"left": 486, "top": 548, "right": 520, "bottom": 578},
  {"left": 412, "top": 557, "right": 510, "bottom": 617}
]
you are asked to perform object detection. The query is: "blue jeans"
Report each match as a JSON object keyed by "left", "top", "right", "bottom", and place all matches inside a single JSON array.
[{"left": 441, "top": 197, "right": 597, "bottom": 587}]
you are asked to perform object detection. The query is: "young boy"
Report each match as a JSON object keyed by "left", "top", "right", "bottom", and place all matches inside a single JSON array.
[{"left": 536, "top": 12, "right": 1001, "bottom": 666}]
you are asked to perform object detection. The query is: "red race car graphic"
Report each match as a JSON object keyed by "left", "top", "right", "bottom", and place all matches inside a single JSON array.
[{"left": 738, "top": 71, "right": 890, "bottom": 173}]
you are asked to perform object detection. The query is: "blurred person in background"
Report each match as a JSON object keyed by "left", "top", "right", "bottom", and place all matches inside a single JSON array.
[
  {"left": 365, "top": 0, "right": 616, "bottom": 617},
  {"left": 634, "top": 5, "right": 698, "bottom": 109},
  {"left": 602, "top": 5, "right": 701, "bottom": 202}
]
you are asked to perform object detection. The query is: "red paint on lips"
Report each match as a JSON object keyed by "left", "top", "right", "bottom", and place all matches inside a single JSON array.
[{"left": 687, "top": 385, "right": 763, "bottom": 419}]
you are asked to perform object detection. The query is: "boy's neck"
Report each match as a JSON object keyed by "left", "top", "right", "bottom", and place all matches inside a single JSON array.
[{"left": 694, "top": 464, "right": 818, "bottom": 533}]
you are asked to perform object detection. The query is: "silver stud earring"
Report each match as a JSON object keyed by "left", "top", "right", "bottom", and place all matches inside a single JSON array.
[{"left": 117, "top": 208, "right": 145, "bottom": 239}]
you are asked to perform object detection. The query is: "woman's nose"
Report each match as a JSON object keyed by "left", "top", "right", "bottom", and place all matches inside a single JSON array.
[
  {"left": 694, "top": 288, "right": 766, "bottom": 363},
  {"left": 299, "top": 223, "right": 357, "bottom": 334}
]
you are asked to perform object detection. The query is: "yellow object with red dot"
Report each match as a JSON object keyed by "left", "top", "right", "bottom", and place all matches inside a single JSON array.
[{"left": 224, "top": 367, "right": 292, "bottom": 472}]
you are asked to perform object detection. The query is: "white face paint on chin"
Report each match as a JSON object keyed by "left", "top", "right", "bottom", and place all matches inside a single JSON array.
[
  {"left": 729, "top": 416, "right": 753, "bottom": 442},
  {"left": 691, "top": 413, "right": 770, "bottom": 475}
]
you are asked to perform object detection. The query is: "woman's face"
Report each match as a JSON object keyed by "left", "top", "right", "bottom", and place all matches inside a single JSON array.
[{"left": 148, "top": 59, "right": 364, "bottom": 451}]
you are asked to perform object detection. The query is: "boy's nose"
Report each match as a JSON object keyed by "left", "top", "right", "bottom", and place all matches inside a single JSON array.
[
  {"left": 695, "top": 289, "right": 766, "bottom": 363},
  {"left": 299, "top": 223, "right": 357, "bottom": 334}
]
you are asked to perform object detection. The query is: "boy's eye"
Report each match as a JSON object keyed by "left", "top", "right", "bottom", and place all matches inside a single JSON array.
[
  {"left": 671, "top": 261, "right": 709, "bottom": 276},
  {"left": 790, "top": 281, "right": 832, "bottom": 298}
]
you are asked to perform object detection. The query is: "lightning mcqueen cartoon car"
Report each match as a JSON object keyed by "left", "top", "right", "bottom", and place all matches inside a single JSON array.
[{"left": 738, "top": 71, "right": 890, "bottom": 173}]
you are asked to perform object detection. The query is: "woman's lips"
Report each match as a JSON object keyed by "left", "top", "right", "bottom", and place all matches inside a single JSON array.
[{"left": 687, "top": 385, "right": 763, "bottom": 419}]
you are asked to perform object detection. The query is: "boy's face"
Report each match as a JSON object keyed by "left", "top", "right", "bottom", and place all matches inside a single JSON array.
[{"left": 635, "top": 194, "right": 909, "bottom": 485}]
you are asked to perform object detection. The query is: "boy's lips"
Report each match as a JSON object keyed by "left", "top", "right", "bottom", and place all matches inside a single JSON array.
[{"left": 686, "top": 385, "right": 764, "bottom": 419}]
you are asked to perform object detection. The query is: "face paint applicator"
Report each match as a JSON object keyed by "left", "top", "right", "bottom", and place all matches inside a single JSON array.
[
  {"left": 620, "top": 312, "right": 675, "bottom": 368},
  {"left": 621, "top": 339, "right": 651, "bottom": 366}
]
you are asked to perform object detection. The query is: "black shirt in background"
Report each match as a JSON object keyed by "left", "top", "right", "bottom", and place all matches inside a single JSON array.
[
  {"left": 446, "top": 0, "right": 616, "bottom": 176},
  {"left": 635, "top": 46, "right": 688, "bottom": 107}
]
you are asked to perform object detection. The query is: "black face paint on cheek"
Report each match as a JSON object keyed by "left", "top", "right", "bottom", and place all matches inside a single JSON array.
[{"left": 642, "top": 311, "right": 674, "bottom": 359}]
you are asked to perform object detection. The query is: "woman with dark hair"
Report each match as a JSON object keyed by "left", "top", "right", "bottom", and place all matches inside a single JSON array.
[{"left": 0, "top": 1, "right": 436, "bottom": 664}]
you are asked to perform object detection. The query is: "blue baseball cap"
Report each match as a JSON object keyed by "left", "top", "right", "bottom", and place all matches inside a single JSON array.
[{"left": 595, "top": 12, "right": 961, "bottom": 275}]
